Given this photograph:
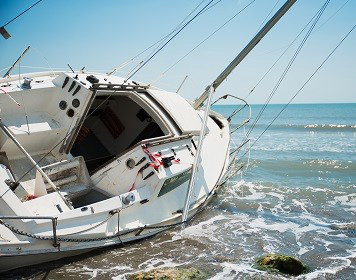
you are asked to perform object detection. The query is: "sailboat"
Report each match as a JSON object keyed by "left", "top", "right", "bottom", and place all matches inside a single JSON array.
[{"left": 0, "top": 0, "right": 296, "bottom": 272}]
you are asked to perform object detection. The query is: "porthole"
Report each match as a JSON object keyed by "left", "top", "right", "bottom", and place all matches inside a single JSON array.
[
  {"left": 72, "top": 99, "right": 80, "bottom": 108},
  {"left": 59, "top": 100, "right": 67, "bottom": 110},
  {"left": 126, "top": 158, "right": 136, "bottom": 169},
  {"left": 67, "top": 109, "right": 75, "bottom": 117}
]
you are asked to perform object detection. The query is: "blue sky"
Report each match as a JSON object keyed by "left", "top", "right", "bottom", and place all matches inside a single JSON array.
[{"left": 0, "top": 0, "right": 355, "bottom": 104}]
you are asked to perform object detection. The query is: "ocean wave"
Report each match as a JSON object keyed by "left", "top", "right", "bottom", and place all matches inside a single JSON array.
[{"left": 230, "top": 123, "right": 356, "bottom": 132}]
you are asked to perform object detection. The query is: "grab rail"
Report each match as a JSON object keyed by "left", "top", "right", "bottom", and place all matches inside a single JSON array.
[
  {"left": 211, "top": 94, "right": 251, "bottom": 134},
  {"left": 212, "top": 94, "right": 251, "bottom": 183},
  {"left": 0, "top": 215, "right": 58, "bottom": 247}
]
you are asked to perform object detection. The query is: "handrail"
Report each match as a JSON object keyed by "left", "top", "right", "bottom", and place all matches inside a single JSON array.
[
  {"left": 0, "top": 215, "right": 58, "bottom": 247},
  {"left": 212, "top": 94, "right": 251, "bottom": 135}
]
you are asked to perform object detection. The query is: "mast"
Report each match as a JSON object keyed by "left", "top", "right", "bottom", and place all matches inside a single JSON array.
[
  {"left": 3, "top": 46, "right": 31, "bottom": 78},
  {"left": 193, "top": 0, "right": 297, "bottom": 109},
  {"left": 182, "top": 0, "right": 297, "bottom": 227}
]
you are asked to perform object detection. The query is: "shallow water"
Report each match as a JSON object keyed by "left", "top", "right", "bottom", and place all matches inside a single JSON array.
[{"left": 4, "top": 103, "right": 356, "bottom": 279}]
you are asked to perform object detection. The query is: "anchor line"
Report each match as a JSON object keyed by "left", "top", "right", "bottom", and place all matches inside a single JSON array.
[{"left": 236, "top": 24, "right": 356, "bottom": 165}]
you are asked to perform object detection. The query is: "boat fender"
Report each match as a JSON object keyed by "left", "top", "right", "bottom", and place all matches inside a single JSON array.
[
  {"left": 122, "top": 192, "right": 135, "bottom": 205},
  {"left": 86, "top": 75, "right": 99, "bottom": 84}
]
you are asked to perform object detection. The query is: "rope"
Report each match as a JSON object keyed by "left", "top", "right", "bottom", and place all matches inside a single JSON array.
[
  {"left": 1, "top": 0, "right": 44, "bottom": 28},
  {"left": 236, "top": 23, "right": 356, "bottom": 165},
  {"left": 229, "top": 0, "right": 348, "bottom": 128}
]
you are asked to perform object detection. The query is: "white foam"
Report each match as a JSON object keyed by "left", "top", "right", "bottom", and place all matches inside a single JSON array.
[
  {"left": 267, "top": 192, "right": 285, "bottom": 201},
  {"left": 208, "top": 261, "right": 273, "bottom": 280},
  {"left": 334, "top": 193, "right": 356, "bottom": 208},
  {"left": 175, "top": 215, "right": 233, "bottom": 244},
  {"left": 292, "top": 199, "right": 309, "bottom": 212},
  {"left": 303, "top": 248, "right": 356, "bottom": 280},
  {"left": 298, "top": 245, "right": 314, "bottom": 256}
]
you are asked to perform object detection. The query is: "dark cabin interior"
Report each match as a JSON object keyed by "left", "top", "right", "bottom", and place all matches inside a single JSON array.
[{"left": 70, "top": 95, "right": 165, "bottom": 173}]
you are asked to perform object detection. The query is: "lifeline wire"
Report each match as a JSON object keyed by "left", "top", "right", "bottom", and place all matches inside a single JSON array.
[{"left": 237, "top": 24, "right": 356, "bottom": 165}]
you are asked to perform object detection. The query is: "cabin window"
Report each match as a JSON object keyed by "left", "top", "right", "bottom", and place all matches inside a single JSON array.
[
  {"left": 158, "top": 168, "right": 192, "bottom": 197},
  {"left": 70, "top": 94, "right": 167, "bottom": 173}
]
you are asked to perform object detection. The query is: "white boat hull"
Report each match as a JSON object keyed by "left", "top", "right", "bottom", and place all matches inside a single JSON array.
[{"left": 0, "top": 71, "right": 233, "bottom": 273}]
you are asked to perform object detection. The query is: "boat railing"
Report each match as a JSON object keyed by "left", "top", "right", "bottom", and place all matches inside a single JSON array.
[
  {"left": 212, "top": 94, "right": 251, "bottom": 154},
  {"left": 0, "top": 215, "right": 59, "bottom": 247},
  {"left": 212, "top": 94, "right": 251, "bottom": 134},
  {"left": 212, "top": 94, "right": 251, "bottom": 183}
]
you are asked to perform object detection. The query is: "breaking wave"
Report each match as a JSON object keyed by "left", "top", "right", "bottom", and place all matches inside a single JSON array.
[{"left": 230, "top": 123, "right": 356, "bottom": 132}]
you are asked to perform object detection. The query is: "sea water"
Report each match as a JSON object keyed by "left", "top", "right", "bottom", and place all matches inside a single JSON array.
[{"left": 6, "top": 103, "right": 355, "bottom": 279}]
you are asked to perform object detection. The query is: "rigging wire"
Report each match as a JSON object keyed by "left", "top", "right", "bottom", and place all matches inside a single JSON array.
[
  {"left": 124, "top": 0, "right": 215, "bottom": 82},
  {"left": 1, "top": 0, "right": 44, "bottom": 28},
  {"left": 15, "top": 1, "right": 219, "bottom": 183},
  {"left": 247, "top": 0, "right": 351, "bottom": 61},
  {"left": 254, "top": 0, "right": 281, "bottom": 35},
  {"left": 236, "top": 23, "right": 355, "bottom": 165},
  {"left": 242, "top": 3, "right": 323, "bottom": 101},
  {"left": 313, "top": 0, "right": 350, "bottom": 32},
  {"left": 121, "top": 0, "right": 208, "bottom": 78},
  {"left": 227, "top": 0, "right": 351, "bottom": 121},
  {"left": 108, "top": 0, "right": 223, "bottom": 76},
  {"left": 87, "top": 2, "right": 220, "bottom": 127},
  {"left": 242, "top": 0, "right": 331, "bottom": 144},
  {"left": 149, "top": 0, "right": 257, "bottom": 85}
]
